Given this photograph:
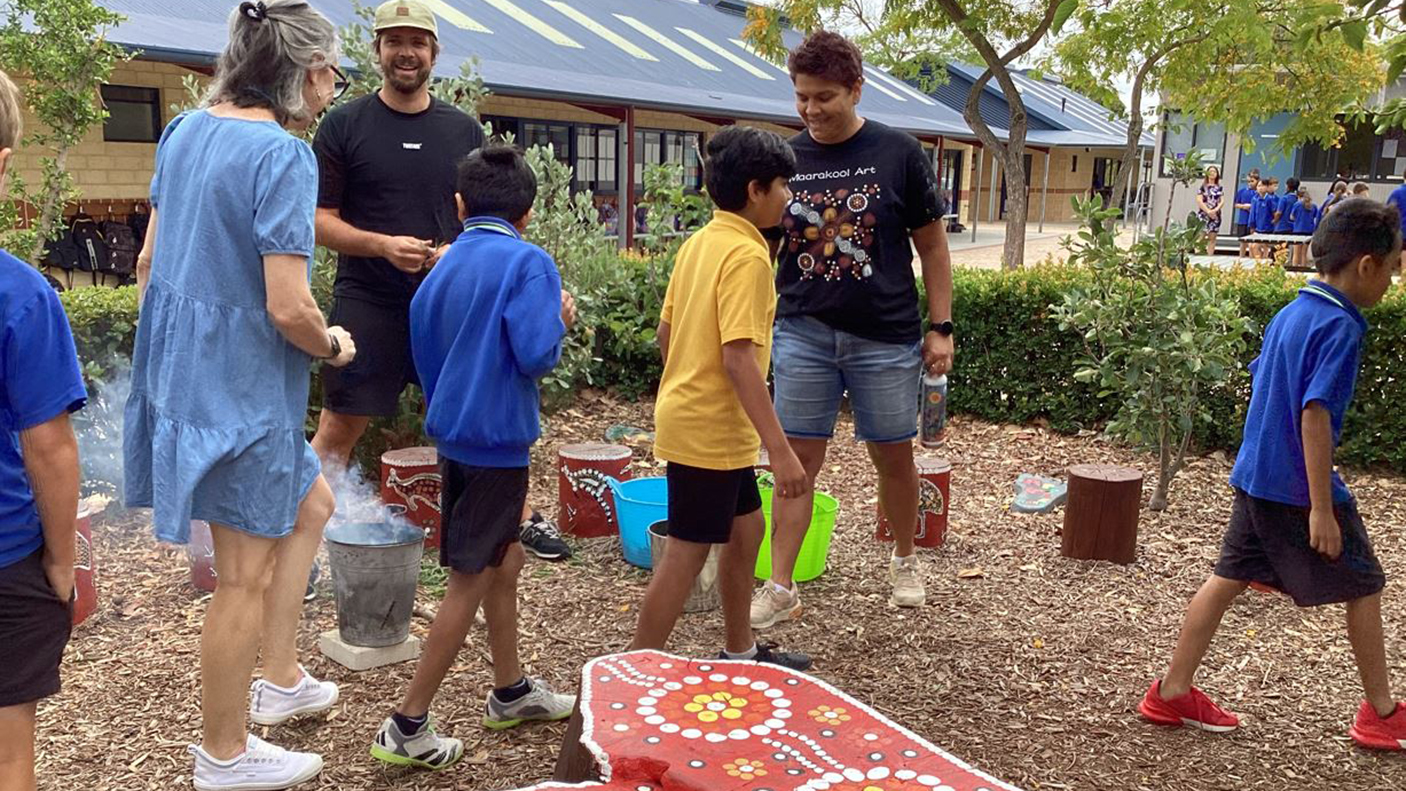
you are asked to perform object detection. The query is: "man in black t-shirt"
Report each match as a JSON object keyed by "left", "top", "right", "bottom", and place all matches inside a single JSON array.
[
  {"left": 752, "top": 32, "right": 955, "bottom": 629},
  {"left": 310, "top": 1, "right": 481, "bottom": 464}
]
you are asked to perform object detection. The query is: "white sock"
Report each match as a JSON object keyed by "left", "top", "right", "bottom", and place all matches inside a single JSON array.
[
  {"left": 769, "top": 580, "right": 793, "bottom": 594},
  {"left": 723, "top": 643, "right": 759, "bottom": 660}
]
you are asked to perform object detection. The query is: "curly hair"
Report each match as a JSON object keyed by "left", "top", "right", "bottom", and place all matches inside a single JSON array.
[{"left": 787, "top": 30, "right": 864, "bottom": 88}]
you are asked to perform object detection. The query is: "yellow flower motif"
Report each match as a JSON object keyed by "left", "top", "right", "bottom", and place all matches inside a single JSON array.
[
  {"left": 807, "top": 704, "right": 852, "bottom": 725},
  {"left": 681, "top": 691, "right": 749, "bottom": 724},
  {"left": 723, "top": 758, "right": 767, "bottom": 781}
]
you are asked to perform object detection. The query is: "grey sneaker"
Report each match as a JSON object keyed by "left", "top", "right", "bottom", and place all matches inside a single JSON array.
[
  {"left": 483, "top": 678, "right": 575, "bottom": 730},
  {"left": 370, "top": 715, "right": 463, "bottom": 771},
  {"left": 890, "top": 553, "right": 926, "bottom": 607},
  {"left": 750, "top": 581, "right": 802, "bottom": 629}
]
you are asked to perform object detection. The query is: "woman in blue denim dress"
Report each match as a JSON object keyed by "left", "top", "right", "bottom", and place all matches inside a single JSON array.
[{"left": 123, "top": 2, "right": 356, "bottom": 788}]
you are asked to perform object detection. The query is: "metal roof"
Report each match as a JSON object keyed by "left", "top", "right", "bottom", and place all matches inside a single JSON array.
[
  {"left": 942, "top": 62, "right": 1153, "bottom": 149},
  {"left": 95, "top": 0, "right": 973, "bottom": 138}
]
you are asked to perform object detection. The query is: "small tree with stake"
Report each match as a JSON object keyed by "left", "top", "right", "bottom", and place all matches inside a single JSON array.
[{"left": 1052, "top": 150, "right": 1254, "bottom": 510}]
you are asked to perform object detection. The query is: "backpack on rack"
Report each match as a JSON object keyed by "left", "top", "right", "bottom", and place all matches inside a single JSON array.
[
  {"left": 41, "top": 232, "right": 84, "bottom": 289},
  {"left": 68, "top": 213, "right": 110, "bottom": 285},
  {"left": 101, "top": 220, "right": 139, "bottom": 282}
]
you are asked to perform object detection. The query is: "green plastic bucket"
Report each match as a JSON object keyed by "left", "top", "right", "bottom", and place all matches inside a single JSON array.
[{"left": 755, "top": 487, "right": 839, "bottom": 582}]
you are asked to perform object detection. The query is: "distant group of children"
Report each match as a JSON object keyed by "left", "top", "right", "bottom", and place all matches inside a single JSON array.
[{"left": 1235, "top": 170, "right": 1374, "bottom": 266}]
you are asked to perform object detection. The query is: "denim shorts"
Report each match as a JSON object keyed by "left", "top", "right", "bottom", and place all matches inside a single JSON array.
[{"left": 772, "top": 315, "right": 922, "bottom": 443}]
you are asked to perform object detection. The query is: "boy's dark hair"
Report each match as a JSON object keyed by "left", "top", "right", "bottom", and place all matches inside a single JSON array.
[
  {"left": 1310, "top": 198, "right": 1401, "bottom": 275},
  {"left": 704, "top": 126, "right": 797, "bottom": 212},
  {"left": 457, "top": 145, "right": 537, "bottom": 223},
  {"left": 1266, "top": 177, "right": 1279, "bottom": 186},
  {"left": 1285, "top": 176, "right": 1300, "bottom": 193},
  {"left": 1246, "top": 168, "right": 1260, "bottom": 180},
  {"left": 788, "top": 30, "right": 864, "bottom": 88}
]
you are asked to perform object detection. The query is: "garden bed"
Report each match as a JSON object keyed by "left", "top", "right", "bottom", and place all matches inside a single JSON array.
[{"left": 38, "top": 395, "right": 1406, "bottom": 790}]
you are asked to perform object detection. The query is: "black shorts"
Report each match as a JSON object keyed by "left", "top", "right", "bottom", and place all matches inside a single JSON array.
[
  {"left": 439, "top": 457, "right": 528, "bottom": 574},
  {"left": 665, "top": 462, "right": 762, "bottom": 544},
  {"left": 1233, "top": 222, "right": 1250, "bottom": 238},
  {"left": 321, "top": 296, "right": 419, "bottom": 417},
  {"left": 1214, "top": 489, "right": 1385, "bottom": 607},
  {"left": 0, "top": 549, "right": 72, "bottom": 708}
]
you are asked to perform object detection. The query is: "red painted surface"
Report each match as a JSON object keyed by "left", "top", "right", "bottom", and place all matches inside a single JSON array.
[
  {"left": 72, "top": 504, "right": 98, "bottom": 625},
  {"left": 381, "top": 447, "right": 442, "bottom": 548},
  {"left": 558, "top": 443, "right": 632, "bottom": 538},
  {"left": 510, "top": 650, "right": 1023, "bottom": 791},
  {"left": 877, "top": 458, "right": 951, "bottom": 548},
  {"left": 188, "top": 519, "right": 217, "bottom": 593}
]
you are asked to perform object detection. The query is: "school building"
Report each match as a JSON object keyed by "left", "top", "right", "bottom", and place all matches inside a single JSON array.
[
  {"left": 1150, "top": 78, "right": 1406, "bottom": 241},
  {"left": 9, "top": 0, "right": 1149, "bottom": 248}
]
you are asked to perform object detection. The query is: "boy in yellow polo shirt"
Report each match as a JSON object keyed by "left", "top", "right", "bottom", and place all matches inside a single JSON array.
[{"left": 630, "top": 126, "right": 812, "bottom": 670}]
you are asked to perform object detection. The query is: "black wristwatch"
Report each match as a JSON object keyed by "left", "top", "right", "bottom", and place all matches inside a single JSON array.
[
  {"left": 322, "top": 333, "right": 341, "bottom": 360},
  {"left": 928, "top": 320, "right": 954, "bottom": 337}
]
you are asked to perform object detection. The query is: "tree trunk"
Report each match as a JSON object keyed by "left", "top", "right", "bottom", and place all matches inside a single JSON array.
[
  {"left": 1150, "top": 436, "right": 1171, "bottom": 511},
  {"left": 1062, "top": 464, "right": 1143, "bottom": 564},
  {"left": 25, "top": 146, "right": 72, "bottom": 265},
  {"left": 998, "top": 145, "right": 1028, "bottom": 270}
]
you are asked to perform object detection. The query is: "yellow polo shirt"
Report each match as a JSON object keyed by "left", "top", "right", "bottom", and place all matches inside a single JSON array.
[{"left": 653, "top": 211, "right": 775, "bottom": 470}]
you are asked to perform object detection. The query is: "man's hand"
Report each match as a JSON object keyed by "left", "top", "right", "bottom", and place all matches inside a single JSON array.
[
  {"left": 42, "top": 548, "right": 75, "bottom": 604},
  {"left": 381, "top": 236, "right": 434, "bottom": 273},
  {"left": 1309, "top": 507, "right": 1343, "bottom": 561},
  {"left": 561, "top": 290, "right": 577, "bottom": 330},
  {"left": 326, "top": 326, "right": 358, "bottom": 368},
  {"left": 425, "top": 243, "right": 451, "bottom": 269},
  {"left": 923, "top": 331, "right": 954, "bottom": 376},
  {"left": 769, "top": 447, "right": 811, "bottom": 500}
]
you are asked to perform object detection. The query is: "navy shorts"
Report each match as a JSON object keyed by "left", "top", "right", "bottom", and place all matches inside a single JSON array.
[
  {"left": 1214, "top": 489, "right": 1385, "bottom": 607},
  {"left": 321, "top": 296, "right": 420, "bottom": 417},
  {"left": 438, "top": 457, "right": 527, "bottom": 574},
  {"left": 0, "top": 549, "right": 72, "bottom": 708},
  {"left": 665, "top": 463, "right": 762, "bottom": 544}
]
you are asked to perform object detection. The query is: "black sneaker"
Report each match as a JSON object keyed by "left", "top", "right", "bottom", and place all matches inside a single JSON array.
[
  {"left": 520, "top": 512, "right": 572, "bottom": 561},
  {"left": 719, "top": 643, "right": 813, "bottom": 672}
]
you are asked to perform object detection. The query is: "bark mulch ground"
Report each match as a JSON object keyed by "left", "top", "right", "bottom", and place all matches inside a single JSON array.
[{"left": 39, "top": 393, "right": 1406, "bottom": 790}]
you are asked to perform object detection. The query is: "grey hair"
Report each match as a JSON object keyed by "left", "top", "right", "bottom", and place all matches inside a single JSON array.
[{"left": 204, "top": 0, "right": 339, "bottom": 126}]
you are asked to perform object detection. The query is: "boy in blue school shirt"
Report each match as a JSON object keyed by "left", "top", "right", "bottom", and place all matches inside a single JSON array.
[
  {"left": 1388, "top": 181, "right": 1406, "bottom": 240},
  {"left": 1288, "top": 187, "right": 1320, "bottom": 268},
  {"left": 1273, "top": 176, "right": 1300, "bottom": 233},
  {"left": 1232, "top": 168, "right": 1259, "bottom": 239},
  {"left": 1250, "top": 177, "right": 1277, "bottom": 258},
  {"left": 371, "top": 145, "right": 577, "bottom": 771},
  {"left": 1140, "top": 200, "right": 1406, "bottom": 751},
  {"left": 0, "top": 68, "right": 87, "bottom": 788}
]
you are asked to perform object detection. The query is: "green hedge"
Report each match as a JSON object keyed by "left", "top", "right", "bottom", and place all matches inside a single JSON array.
[{"left": 56, "top": 264, "right": 1406, "bottom": 474}]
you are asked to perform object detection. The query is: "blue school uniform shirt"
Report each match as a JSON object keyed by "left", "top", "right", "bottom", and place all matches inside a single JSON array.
[
  {"left": 1234, "top": 186, "right": 1256, "bottom": 225},
  {"left": 1229, "top": 282, "right": 1365, "bottom": 507},
  {"left": 410, "top": 217, "right": 566, "bottom": 468},
  {"left": 1388, "top": 184, "right": 1406, "bottom": 239},
  {"left": 1290, "top": 202, "right": 1319, "bottom": 234},
  {"left": 1273, "top": 192, "right": 1298, "bottom": 233},
  {"left": 0, "top": 251, "right": 87, "bottom": 570},
  {"left": 1253, "top": 193, "right": 1276, "bottom": 232}
]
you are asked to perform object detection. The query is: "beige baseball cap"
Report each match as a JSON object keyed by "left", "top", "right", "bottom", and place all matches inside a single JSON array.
[{"left": 373, "top": 0, "right": 438, "bottom": 37}]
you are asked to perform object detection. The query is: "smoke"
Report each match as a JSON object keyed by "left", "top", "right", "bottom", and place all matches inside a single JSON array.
[
  {"left": 322, "top": 460, "right": 412, "bottom": 530},
  {"left": 74, "top": 360, "right": 131, "bottom": 500}
]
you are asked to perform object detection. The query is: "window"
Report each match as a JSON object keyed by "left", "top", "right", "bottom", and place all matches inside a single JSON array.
[
  {"left": 524, "top": 121, "right": 571, "bottom": 166},
  {"left": 482, "top": 114, "right": 520, "bottom": 141},
  {"left": 1159, "top": 111, "right": 1226, "bottom": 176},
  {"left": 1300, "top": 119, "right": 1399, "bottom": 182},
  {"left": 574, "top": 126, "right": 617, "bottom": 193},
  {"left": 633, "top": 129, "right": 702, "bottom": 191},
  {"left": 100, "top": 85, "right": 161, "bottom": 143}
]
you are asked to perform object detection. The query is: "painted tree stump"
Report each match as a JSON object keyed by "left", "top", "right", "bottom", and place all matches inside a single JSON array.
[
  {"left": 1061, "top": 464, "right": 1142, "bottom": 565},
  {"left": 381, "top": 447, "right": 442, "bottom": 548},
  {"left": 549, "top": 650, "right": 1022, "bottom": 791},
  {"left": 876, "top": 458, "right": 951, "bottom": 548},
  {"left": 72, "top": 502, "right": 99, "bottom": 626},
  {"left": 1011, "top": 474, "right": 1067, "bottom": 514},
  {"left": 559, "top": 443, "right": 632, "bottom": 538}
]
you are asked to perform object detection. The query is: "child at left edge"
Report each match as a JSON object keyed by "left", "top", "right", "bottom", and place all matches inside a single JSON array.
[
  {"left": 630, "top": 126, "right": 813, "bottom": 671},
  {"left": 1139, "top": 199, "right": 1405, "bottom": 750},
  {"left": 370, "top": 145, "right": 578, "bottom": 771}
]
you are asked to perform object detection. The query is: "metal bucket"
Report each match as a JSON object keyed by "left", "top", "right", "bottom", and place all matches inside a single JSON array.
[
  {"left": 325, "top": 517, "right": 424, "bottom": 647},
  {"left": 648, "top": 520, "right": 720, "bottom": 613}
]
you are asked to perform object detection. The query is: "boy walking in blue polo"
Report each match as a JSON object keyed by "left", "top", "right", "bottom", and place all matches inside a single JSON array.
[{"left": 1139, "top": 199, "right": 1406, "bottom": 750}]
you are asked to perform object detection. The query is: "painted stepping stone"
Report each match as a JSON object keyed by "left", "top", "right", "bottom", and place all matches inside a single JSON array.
[
  {"left": 1011, "top": 474, "right": 1067, "bottom": 514},
  {"left": 538, "top": 649, "right": 1023, "bottom": 791}
]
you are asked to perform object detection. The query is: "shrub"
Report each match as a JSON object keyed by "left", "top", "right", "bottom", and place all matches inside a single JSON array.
[{"left": 60, "top": 284, "right": 137, "bottom": 384}]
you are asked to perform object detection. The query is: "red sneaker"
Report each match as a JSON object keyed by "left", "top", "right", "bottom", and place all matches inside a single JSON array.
[
  {"left": 1138, "top": 680, "right": 1240, "bottom": 733},
  {"left": 1349, "top": 700, "right": 1406, "bottom": 750}
]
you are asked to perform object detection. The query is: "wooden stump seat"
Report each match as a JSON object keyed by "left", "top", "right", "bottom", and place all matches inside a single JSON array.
[{"left": 1061, "top": 464, "right": 1143, "bottom": 565}]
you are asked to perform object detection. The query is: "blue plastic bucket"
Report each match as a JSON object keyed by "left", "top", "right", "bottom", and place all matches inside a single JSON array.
[{"left": 609, "top": 476, "right": 667, "bottom": 568}]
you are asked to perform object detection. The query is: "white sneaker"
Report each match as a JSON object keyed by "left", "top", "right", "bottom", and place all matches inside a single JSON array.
[
  {"left": 190, "top": 734, "right": 322, "bottom": 791},
  {"left": 249, "top": 668, "right": 339, "bottom": 726},
  {"left": 370, "top": 715, "right": 464, "bottom": 770},
  {"left": 890, "top": 553, "right": 926, "bottom": 608},
  {"left": 483, "top": 678, "right": 575, "bottom": 729},
  {"left": 750, "top": 581, "right": 802, "bottom": 629}
]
